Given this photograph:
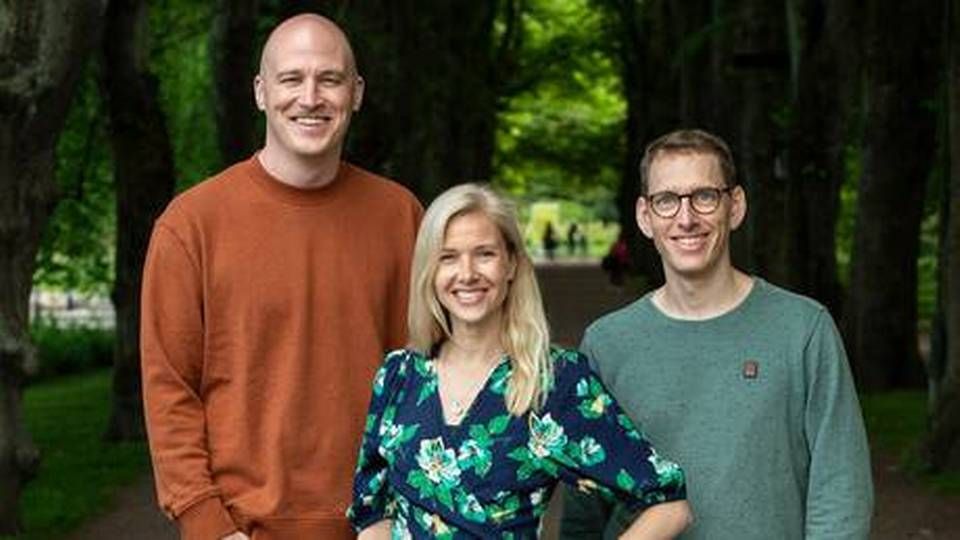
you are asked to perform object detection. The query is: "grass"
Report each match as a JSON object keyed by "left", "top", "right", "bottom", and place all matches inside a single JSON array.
[
  {"left": 5, "top": 373, "right": 960, "bottom": 537},
  {"left": 860, "top": 390, "right": 960, "bottom": 495},
  {"left": 6, "top": 369, "right": 151, "bottom": 539}
]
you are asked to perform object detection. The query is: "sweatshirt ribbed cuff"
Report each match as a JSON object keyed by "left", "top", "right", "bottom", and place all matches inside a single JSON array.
[{"left": 177, "top": 496, "right": 238, "bottom": 540}]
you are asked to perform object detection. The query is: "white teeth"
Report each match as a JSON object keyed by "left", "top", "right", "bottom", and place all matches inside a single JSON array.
[
  {"left": 674, "top": 235, "right": 706, "bottom": 249},
  {"left": 294, "top": 117, "right": 325, "bottom": 125},
  {"left": 454, "top": 290, "right": 484, "bottom": 303}
]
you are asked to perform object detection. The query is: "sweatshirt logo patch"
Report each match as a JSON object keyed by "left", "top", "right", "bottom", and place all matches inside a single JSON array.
[{"left": 742, "top": 360, "right": 759, "bottom": 379}]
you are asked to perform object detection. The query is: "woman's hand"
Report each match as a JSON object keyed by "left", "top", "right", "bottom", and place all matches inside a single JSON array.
[
  {"left": 619, "top": 500, "right": 693, "bottom": 539},
  {"left": 358, "top": 519, "right": 393, "bottom": 540}
]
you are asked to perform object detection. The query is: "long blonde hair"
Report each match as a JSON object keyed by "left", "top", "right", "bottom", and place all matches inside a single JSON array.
[{"left": 408, "top": 183, "right": 553, "bottom": 416}]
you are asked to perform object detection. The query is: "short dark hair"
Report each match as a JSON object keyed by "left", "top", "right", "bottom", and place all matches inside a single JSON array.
[{"left": 639, "top": 129, "right": 737, "bottom": 194}]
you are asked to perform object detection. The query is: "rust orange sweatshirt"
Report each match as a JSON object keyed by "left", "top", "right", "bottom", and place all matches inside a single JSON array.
[{"left": 141, "top": 156, "right": 422, "bottom": 539}]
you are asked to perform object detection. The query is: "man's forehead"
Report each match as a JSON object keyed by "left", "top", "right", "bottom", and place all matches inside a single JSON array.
[
  {"left": 649, "top": 151, "right": 723, "bottom": 186},
  {"left": 260, "top": 17, "right": 354, "bottom": 74},
  {"left": 266, "top": 47, "right": 350, "bottom": 74}
]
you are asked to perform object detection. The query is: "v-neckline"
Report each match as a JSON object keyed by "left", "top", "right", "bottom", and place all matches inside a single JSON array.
[{"left": 432, "top": 355, "right": 508, "bottom": 429}]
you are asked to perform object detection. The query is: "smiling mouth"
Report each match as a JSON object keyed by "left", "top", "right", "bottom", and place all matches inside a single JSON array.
[
  {"left": 670, "top": 233, "right": 708, "bottom": 249},
  {"left": 453, "top": 289, "right": 487, "bottom": 304},
  {"left": 291, "top": 115, "right": 332, "bottom": 126}
]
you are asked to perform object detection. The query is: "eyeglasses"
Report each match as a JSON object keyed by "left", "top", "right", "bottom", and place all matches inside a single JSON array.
[{"left": 644, "top": 186, "right": 735, "bottom": 218}]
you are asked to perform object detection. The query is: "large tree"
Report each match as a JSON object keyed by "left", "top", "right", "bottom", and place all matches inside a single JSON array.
[
  {"left": 264, "top": 1, "right": 511, "bottom": 201},
  {"left": 721, "top": 0, "right": 791, "bottom": 283},
  {"left": 784, "top": 0, "right": 861, "bottom": 313},
  {"left": 342, "top": 1, "right": 507, "bottom": 200},
  {"left": 844, "top": 0, "right": 943, "bottom": 390},
  {"left": 211, "top": 0, "right": 261, "bottom": 166},
  {"left": 926, "top": 0, "right": 960, "bottom": 471},
  {"left": 605, "top": 0, "right": 688, "bottom": 284},
  {"left": 0, "top": 1, "right": 106, "bottom": 532},
  {"left": 100, "top": 0, "right": 177, "bottom": 441}
]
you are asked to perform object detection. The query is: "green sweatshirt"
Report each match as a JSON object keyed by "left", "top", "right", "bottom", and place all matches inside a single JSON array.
[{"left": 560, "top": 278, "right": 872, "bottom": 539}]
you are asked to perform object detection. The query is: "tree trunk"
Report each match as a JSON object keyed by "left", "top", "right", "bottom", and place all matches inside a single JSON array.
[
  {"left": 211, "top": 0, "right": 260, "bottom": 166},
  {"left": 101, "top": 0, "right": 176, "bottom": 441},
  {"left": 272, "top": 1, "right": 502, "bottom": 202},
  {"left": 844, "top": 0, "right": 943, "bottom": 390},
  {"left": 343, "top": 1, "right": 501, "bottom": 201},
  {"left": 925, "top": 0, "right": 960, "bottom": 471},
  {"left": 610, "top": 0, "right": 722, "bottom": 285},
  {"left": 723, "top": 0, "right": 791, "bottom": 283},
  {"left": 609, "top": 0, "right": 668, "bottom": 284},
  {"left": 784, "top": 0, "right": 860, "bottom": 314},
  {"left": 0, "top": 1, "right": 105, "bottom": 532}
]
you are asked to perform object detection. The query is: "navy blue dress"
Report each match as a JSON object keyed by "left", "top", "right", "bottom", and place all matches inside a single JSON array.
[{"left": 348, "top": 347, "right": 686, "bottom": 539}]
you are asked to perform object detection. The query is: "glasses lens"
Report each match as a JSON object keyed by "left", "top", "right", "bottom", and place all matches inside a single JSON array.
[
  {"left": 651, "top": 192, "right": 679, "bottom": 216},
  {"left": 690, "top": 188, "right": 721, "bottom": 213}
]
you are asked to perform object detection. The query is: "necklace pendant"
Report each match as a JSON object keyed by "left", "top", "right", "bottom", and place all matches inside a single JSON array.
[{"left": 450, "top": 400, "right": 465, "bottom": 419}]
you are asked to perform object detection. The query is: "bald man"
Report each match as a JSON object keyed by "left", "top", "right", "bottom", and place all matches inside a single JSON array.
[{"left": 141, "top": 14, "right": 423, "bottom": 540}]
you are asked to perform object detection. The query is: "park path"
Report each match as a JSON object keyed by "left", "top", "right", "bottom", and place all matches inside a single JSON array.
[{"left": 70, "top": 261, "right": 960, "bottom": 539}]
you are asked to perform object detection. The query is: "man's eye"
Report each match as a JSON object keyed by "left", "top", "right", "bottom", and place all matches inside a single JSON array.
[
  {"left": 694, "top": 190, "right": 718, "bottom": 202},
  {"left": 654, "top": 194, "right": 677, "bottom": 205}
]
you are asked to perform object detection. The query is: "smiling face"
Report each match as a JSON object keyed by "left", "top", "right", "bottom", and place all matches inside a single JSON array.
[
  {"left": 636, "top": 151, "right": 745, "bottom": 282},
  {"left": 434, "top": 210, "right": 516, "bottom": 336},
  {"left": 254, "top": 16, "right": 364, "bottom": 167}
]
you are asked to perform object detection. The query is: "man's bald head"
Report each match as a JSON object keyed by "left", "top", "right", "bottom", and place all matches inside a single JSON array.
[
  {"left": 253, "top": 13, "right": 365, "bottom": 177},
  {"left": 259, "top": 14, "right": 358, "bottom": 77}
]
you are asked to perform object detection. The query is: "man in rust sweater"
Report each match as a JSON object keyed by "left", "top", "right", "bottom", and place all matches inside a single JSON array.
[{"left": 140, "top": 14, "right": 422, "bottom": 540}]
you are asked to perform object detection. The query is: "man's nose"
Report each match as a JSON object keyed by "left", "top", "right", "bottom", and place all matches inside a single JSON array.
[
  {"left": 299, "top": 79, "right": 322, "bottom": 106},
  {"left": 675, "top": 198, "right": 697, "bottom": 227}
]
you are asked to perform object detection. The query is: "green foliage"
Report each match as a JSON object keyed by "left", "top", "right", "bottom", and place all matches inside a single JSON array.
[
  {"left": 36, "top": 65, "right": 115, "bottom": 294},
  {"left": 494, "top": 0, "right": 625, "bottom": 217},
  {"left": 12, "top": 370, "right": 150, "bottom": 539},
  {"left": 29, "top": 319, "right": 114, "bottom": 381},
  {"left": 35, "top": 1, "right": 224, "bottom": 294},
  {"left": 917, "top": 212, "right": 939, "bottom": 328},
  {"left": 150, "top": 0, "right": 221, "bottom": 189},
  {"left": 834, "top": 143, "right": 861, "bottom": 288}
]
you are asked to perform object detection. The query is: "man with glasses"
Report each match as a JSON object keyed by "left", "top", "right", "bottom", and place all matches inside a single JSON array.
[{"left": 560, "top": 129, "right": 872, "bottom": 539}]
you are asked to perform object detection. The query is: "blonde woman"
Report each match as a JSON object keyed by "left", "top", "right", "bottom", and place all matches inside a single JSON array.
[{"left": 348, "top": 184, "right": 691, "bottom": 538}]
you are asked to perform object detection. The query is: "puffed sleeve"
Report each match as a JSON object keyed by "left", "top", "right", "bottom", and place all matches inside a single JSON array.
[
  {"left": 540, "top": 348, "right": 686, "bottom": 513},
  {"left": 347, "top": 349, "right": 411, "bottom": 531}
]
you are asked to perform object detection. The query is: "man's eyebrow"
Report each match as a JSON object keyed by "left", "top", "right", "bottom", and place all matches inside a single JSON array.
[{"left": 273, "top": 69, "right": 303, "bottom": 78}]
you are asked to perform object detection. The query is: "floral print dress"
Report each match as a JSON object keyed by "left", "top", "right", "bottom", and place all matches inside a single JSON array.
[{"left": 347, "top": 347, "right": 686, "bottom": 539}]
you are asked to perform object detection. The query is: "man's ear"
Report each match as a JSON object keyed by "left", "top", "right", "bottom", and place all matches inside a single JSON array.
[
  {"left": 352, "top": 76, "right": 365, "bottom": 112},
  {"left": 254, "top": 75, "right": 265, "bottom": 111},
  {"left": 636, "top": 196, "right": 654, "bottom": 239},
  {"left": 729, "top": 185, "right": 747, "bottom": 230}
]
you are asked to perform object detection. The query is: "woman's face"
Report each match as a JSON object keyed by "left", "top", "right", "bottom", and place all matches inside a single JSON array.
[{"left": 434, "top": 210, "right": 515, "bottom": 335}]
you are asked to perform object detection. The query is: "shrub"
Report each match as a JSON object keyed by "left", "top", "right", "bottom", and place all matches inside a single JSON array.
[{"left": 29, "top": 319, "right": 114, "bottom": 380}]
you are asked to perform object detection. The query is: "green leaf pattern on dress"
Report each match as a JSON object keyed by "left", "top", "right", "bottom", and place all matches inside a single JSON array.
[{"left": 348, "top": 348, "right": 686, "bottom": 537}]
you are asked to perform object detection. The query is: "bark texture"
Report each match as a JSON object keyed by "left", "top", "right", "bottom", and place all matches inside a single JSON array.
[
  {"left": 926, "top": 0, "right": 960, "bottom": 471},
  {"left": 844, "top": 0, "right": 943, "bottom": 390},
  {"left": 784, "top": 0, "right": 860, "bottom": 314},
  {"left": 342, "top": 1, "right": 502, "bottom": 201},
  {"left": 609, "top": 0, "right": 723, "bottom": 284},
  {"left": 0, "top": 0, "right": 105, "bottom": 532},
  {"left": 211, "top": 0, "right": 260, "bottom": 166},
  {"left": 723, "top": 0, "right": 790, "bottom": 283},
  {"left": 101, "top": 0, "right": 176, "bottom": 441},
  {"left": 273, "top": 1, "right": 505, "bottom": 202}
]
